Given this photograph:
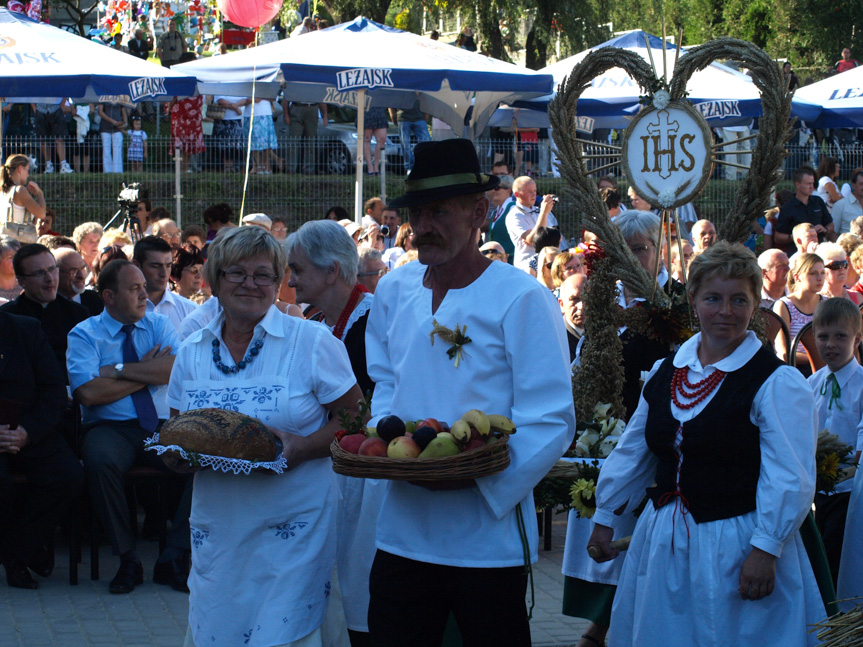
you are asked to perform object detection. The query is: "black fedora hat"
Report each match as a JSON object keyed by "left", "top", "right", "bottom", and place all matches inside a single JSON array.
[{"left": 387, "top": 139, "right": 500, "bottom": 209}]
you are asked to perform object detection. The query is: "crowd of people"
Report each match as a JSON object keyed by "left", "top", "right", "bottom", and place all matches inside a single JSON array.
[{"left": 2, "top": 136, "right": 862, "bottom": 647}]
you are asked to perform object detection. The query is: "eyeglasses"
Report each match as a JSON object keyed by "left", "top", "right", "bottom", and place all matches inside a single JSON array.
[
  {"left": 825, "top": 260, "right": 849, "bottom": 270},
  {"left": 358, "top": 269, "right": 388, "bottom": 278},
  {"left": 221, "top": 269, "right": 278, "bottom": 286},
  {"left": 482, "top": 250, "right": 504, "bottom": 257},
  {"left": 60, "top": 265, "right": 88, "bottom": 277},
  {"left": 182, "top": 267, "right": 203, "bottom": 276},
  {"left": 162, "top": 232, "right": 181, "bottom": 240},
  {"left": 19, "top": 265, "right": 59, "bottom": 280}
]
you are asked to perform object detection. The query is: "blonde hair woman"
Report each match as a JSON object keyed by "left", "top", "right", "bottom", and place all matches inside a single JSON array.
[
  {"left": 815, "top": 241, "right": 862, "bottom": 305},
  {"left": 773, "top": 252, "right": 825, "bottom": 363},
  {"left": 536, "top": 246, "right": 561, "bottom": 290}
]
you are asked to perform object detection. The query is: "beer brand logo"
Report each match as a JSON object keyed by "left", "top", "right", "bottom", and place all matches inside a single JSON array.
[
  {"left": 335, "top": 68, "right": 394, "bottom": 92},
  {"left": 575, "top": 115, "right": 595, "bottom": 134},
  {"left": 695, "top": 100, "right": 741, "bottom": 119},
  {"left": 829, "top": 87, "right": 863, "bottom": 100},
  {"left": 622, "top": 101, "right": 712, "bottom": 209},
  {"left": 323, "top": 86, "right": 372, "bottom": 110},
  {"left": 128, "top": 77, "right": 167, "bottom": 101},
  {"left": 0, "top": 35, "right": 15, "bottom": 50}
]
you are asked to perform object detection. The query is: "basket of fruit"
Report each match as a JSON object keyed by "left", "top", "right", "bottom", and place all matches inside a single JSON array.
[{"left": 331, "top": 409, "right": 514, "bottom": 481}]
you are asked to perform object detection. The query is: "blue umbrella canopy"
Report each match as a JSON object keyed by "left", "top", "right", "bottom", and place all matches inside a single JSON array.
[{"left": 0, "top": 8, "right": 197, "bottom": 102}]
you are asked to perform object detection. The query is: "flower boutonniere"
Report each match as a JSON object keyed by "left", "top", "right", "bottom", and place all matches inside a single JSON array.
[{"left": 429, "top": 318, "right": 472, "bottom": 367}]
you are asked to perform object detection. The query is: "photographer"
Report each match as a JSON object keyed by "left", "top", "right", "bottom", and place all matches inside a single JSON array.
[
  {"left": 506, "top": 176, "right": 566, "bottom": 272},
  {"left": 157, "top": 18, "right": 186, "bottom": 68},
  {"left": 381, "top": 205, "right": 400, "bottom": 250}
]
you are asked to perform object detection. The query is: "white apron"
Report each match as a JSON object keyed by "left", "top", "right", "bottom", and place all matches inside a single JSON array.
[{"left": 179, "top": 376, "right": 338, "bottom": 647}]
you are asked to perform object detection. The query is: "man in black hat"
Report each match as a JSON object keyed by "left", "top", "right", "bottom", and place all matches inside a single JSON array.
[{"left": 363, "top": 139, "right": 576, "bottom": 646}]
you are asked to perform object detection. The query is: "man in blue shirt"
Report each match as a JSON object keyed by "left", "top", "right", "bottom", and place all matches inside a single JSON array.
[{"left": 67, "top": 259, "right": 191, "bottom": 595}]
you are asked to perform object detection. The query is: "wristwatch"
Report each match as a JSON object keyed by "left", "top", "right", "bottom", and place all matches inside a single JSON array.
[{"left": 114, "top": 363, "right": 124, "bottom": 379}]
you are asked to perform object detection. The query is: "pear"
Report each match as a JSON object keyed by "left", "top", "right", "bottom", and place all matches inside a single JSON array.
[{"left": 419, "top": 435, "right": 460, "bottom": 458}]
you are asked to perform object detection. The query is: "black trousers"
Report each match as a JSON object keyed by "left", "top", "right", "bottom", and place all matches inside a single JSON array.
[
  {"left": 815, "top": 491, "right": 851, "bottom": 586},
  {"left": 0, "top": 435, "right": 83, "bottom": 564},
  {"left": 82, "top": 420, "right": 191, "bottom": 557},
  {"left": 368, "top": 550, "right": 530, "bottom": 647}
]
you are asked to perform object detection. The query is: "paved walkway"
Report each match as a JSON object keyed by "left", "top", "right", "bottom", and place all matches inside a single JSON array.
[{"left": 0, "top": 513, "right": 587, "bottom": 647}]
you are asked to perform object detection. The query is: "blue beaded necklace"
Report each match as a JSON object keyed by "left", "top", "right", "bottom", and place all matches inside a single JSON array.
[{"left": 212, "top": 338, "right": 264, "bottom": 374}]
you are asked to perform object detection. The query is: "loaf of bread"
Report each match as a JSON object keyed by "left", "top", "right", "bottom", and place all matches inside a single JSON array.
[{"left": 159, "top": 408, "right": 278, "bottom": 462}]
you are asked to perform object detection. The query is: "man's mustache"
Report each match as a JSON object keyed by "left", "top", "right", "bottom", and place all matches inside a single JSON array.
[{"left": 413, "top": 235, "right": 444, "bottom": 247}]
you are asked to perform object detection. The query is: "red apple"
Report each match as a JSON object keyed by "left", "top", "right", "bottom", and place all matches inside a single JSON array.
[
  {"left": 418, "top": 418, "right": 444, "bottom": 435},
  {"left": 339, "top": 434, "right": 367, "bottom": 454},
  {"left": 463, "top": 438, "right": 486, "bottom": 452},
  {"left": 358, "top": 437, "right": 387, "bottom": 457}
]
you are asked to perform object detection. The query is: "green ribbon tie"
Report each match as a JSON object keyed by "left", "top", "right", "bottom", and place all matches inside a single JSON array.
[{"left": 821, "top": 373, "right": 843, "bottom": 411}]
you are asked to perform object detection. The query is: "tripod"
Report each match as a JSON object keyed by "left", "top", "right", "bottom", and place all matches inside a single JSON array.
[{"left": 103, "top": 207, "right": 144, "bottom": 243}]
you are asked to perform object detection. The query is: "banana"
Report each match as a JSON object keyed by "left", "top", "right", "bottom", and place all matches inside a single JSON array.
[
  {"left": 460, "top": 409, "right": 491, "bottom": 437},
  {"left": 487, "top": 414, "right": 517, "bottom": 435},
  {"left": 449, "top": 419, "right": 472, "bottom": 444}
]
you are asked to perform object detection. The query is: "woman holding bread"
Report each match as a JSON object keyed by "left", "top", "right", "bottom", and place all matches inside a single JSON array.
[{"left": 166, "top": 226, "right": 364, "bottom": 647}]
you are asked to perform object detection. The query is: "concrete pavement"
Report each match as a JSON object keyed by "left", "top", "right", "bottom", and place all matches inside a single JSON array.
[{"left": 1, "top": 512, "right": 587, "bottom": 647}]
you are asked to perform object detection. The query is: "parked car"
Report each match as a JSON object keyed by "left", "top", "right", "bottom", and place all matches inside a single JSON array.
[{"left": 272, "top": 103, "right": 403, "bottom": 174}]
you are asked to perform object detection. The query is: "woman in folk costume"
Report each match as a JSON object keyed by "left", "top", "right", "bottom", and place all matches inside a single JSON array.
[{"left": 588, "top": 242, "right": 826, "bottom": 646}]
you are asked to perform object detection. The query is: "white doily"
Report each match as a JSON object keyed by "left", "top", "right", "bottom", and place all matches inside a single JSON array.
[{"left": 144, "top": 433, "right": 288, "bottom": 475}]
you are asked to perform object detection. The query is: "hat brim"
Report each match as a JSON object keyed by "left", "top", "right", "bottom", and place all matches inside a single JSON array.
[{"left": 388, "top": 176, "right": 500, "bottom": 209}]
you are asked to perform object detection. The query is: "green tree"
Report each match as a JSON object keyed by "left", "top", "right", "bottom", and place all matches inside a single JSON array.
[{"left": 318, "top": 0, "right": 393, "bottom": 24}]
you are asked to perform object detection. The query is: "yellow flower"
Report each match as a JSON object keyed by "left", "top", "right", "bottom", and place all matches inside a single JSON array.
[
  {"left": 570, "top": 478, "right": 597, "bottom": 518},
  {"left": 818, "top": 453, "right": 840, "bottom": 480}
]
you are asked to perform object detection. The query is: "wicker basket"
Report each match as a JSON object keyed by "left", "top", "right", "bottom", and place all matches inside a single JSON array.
[
  {"left": 330, "top": 435, "right": 510, "bottom": 481},
  {"left": 544, "top": 457, "right": 605, "bottom": 480}
]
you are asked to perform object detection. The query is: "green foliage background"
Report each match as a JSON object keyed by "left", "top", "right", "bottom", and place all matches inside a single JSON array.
[{"left": 294, "top": 0, "right": 861, "bottom": 71}]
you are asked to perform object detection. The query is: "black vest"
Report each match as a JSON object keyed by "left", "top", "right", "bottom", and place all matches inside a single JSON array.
[{"left": 642, "top": 345, "right": 782, "bottom": 523}]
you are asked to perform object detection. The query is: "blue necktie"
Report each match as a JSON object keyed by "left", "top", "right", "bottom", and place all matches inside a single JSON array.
[{"left": 121, "top": 324, "right": 159, "bottom": 432}]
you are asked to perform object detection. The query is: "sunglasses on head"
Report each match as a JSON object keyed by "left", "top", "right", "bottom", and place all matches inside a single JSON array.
[{"left": 825, "top": 260, "right": 848, "bottom": 270}]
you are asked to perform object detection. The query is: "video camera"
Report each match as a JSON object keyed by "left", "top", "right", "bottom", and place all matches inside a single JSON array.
[
  {"left": 117, "top": 182, "right": 147, "bottom": 213},
  {"left": 106, "top": 182, "right": 149, "bottom": 241}
]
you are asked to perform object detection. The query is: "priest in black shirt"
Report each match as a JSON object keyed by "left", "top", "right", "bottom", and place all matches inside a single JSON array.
[{"left": 0, "top": 244, "right": 90, "bottom": 374}]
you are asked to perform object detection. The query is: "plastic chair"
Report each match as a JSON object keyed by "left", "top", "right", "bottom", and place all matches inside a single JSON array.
[
  {"left": 790, "top": 322, "right": 825, "bottom": 373},
  {"left": 757, "top": 307, "right": 791, "bottom": 360}
]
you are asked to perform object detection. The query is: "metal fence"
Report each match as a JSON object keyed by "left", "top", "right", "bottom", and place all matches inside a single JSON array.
[{"left": 4, "top": 129, "right": 862, "bottom": 240}]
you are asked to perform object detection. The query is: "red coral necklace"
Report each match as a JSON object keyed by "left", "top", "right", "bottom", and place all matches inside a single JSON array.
[
  {"left": 332, "top": 284, "right": 368, "bottom": 340},
  {"left": 670, "top": 367, "right": 726, "bottom": 409}
]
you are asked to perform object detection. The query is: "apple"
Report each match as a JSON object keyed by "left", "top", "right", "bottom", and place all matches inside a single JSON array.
[
  {"left": 358, "top": 437, "right": 387, "bottom": 457},
  {"left": 387, "top": 436, "right": 421, "bottom": 458},
  {"left": 418, "top": 417, "right": 444, "bottom": 435},
  {"left": 404, "top": 420, "right": 417, "bottom": 435},
  {"left": 463, "top": 438, "right": 486, "bottom": 452},
  {"left": 340, "top": 434, "right": 367, "bottom": 454}
]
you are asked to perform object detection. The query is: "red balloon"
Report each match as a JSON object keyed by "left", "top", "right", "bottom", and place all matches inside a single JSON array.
[{"left": 217, "top": 0, "right": 283, "bottom": 29}]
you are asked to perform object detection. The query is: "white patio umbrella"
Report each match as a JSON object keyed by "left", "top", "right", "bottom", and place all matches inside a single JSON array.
[
  {"left": 175, "top": 17, "right": 554, "bottom": 221},
  {"left": 0, "top": 8, "right": 197, "bottom": 151},
  {"left": 793, "top": 67, "right": 863, "bottom": 128}
]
